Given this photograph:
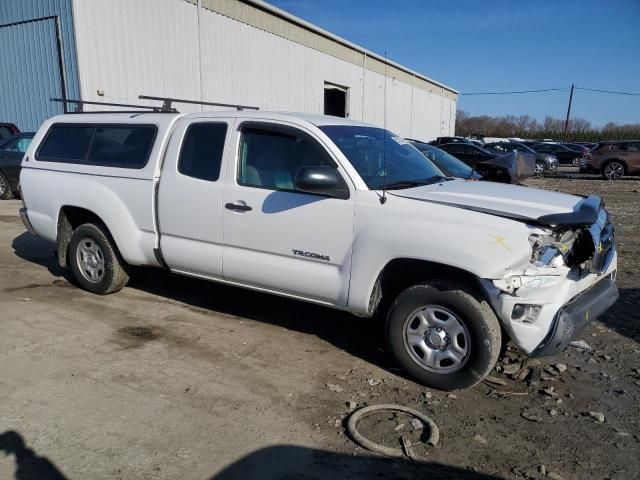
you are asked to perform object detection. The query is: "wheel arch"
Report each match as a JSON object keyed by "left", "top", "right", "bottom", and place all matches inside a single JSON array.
[
  {"left": 367, "top": 257, "right": 485, "bottom": 317},
  {"left": 56, "top": 206, "right": 120, "bottom": 268}
]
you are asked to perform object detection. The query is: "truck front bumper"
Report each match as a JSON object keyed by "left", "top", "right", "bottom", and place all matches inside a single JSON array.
[
  {"left": 481, "top": 250, "right": 618, "bottom": 355},
  {"left": 531, "top": 277, "right": 618, "bottom": 357}
]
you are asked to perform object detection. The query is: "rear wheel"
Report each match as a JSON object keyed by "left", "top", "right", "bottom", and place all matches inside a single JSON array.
[
  {"left": 0, "top": 172, "right": 13, "bottom": 200},
  {"left": 534, "top": 161, "right": 547, "bottom": 175},
  {"left": 68, "top": 223, "right": 129, "bottom": 294},
  {"left": 385, "top": 280, "right": 501, "bottom": 390},
  {"left": 602, "top": 160, "right": 625, "bottom": 180}
]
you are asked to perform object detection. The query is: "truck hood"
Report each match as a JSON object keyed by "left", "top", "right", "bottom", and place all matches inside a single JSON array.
[{"left": 389, "top": 180, "right": 596, "bottom": 226}]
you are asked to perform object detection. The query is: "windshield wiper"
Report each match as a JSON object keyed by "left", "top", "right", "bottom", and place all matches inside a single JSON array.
[{"left": 379, "top": 176, "right": 447, "bottom": 190}]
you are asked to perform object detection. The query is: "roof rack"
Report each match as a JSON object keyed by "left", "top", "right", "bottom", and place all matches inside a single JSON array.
[
  {"left": 50, "top": 98, "right": 174, "bottom": 113},
  {"left": 51, "top": 96, "right": 259, "bottom": 114},
  {"left": 138, "top": 95, "right": 259, "bottom": 112}
]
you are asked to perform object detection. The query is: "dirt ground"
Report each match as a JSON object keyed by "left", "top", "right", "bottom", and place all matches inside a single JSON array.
[{"left": 0, "top": 170, "right": 638, "bottom": 480}]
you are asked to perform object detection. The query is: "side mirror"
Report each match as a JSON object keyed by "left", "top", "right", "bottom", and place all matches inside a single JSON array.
[{"left": 294, "top": 166, "right": 348, "bottom": 199}]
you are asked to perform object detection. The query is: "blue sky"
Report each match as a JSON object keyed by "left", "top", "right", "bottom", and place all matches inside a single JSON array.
[{"left": 267, "top": 0, "right": 640, "bottom": 127}]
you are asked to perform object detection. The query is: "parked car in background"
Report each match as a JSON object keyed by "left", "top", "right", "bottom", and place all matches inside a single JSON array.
[
  {"left": 484, "top": 142, "right": 558, "bottom": 174},
  {"left": 409, "top": 141, "right": 481, "bottom": 179},
  {"left": 0, "top": 123, "right": 20, "bottom": 142},
  {"left": 438, "top": 142, "right": 535, "bottom": 183},
  {"left": 572, "top": 142, "right": 597, "bottom": 150},
  {"left": 0, "top": 132, "right": 34, "bottom": 199},
  {"left": 532, "top": 143, "right": 584, "bottom": 166},
  {"left": 564, "top": 143, "right": 591, "bottom": 154},
  {"left": 438, "top": 142, "right": 498, "bottom": 165},
  {"left": 428, "top": 136, "right": 473, "bottom": 146},
  {"left": 580, "top": 140, "right": 640, "bottom": 179}
]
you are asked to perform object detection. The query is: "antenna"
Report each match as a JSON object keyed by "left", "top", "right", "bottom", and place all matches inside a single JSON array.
[{"left": 380, "top": 51, "right": 388, "bottom": 205}]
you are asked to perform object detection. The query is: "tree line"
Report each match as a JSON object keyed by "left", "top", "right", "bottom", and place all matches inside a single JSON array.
[{"left": 455, "top": 110, "right": 640, "bottom": 142}]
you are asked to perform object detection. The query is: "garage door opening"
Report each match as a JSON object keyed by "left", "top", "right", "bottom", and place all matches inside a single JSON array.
[{"left": 324, "top": 83, "right": 348, "bottom": 118}]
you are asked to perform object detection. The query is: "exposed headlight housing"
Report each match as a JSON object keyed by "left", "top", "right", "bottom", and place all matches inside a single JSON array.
[{"left": 529, "top": 230, "right": 578, "bottom": 267}]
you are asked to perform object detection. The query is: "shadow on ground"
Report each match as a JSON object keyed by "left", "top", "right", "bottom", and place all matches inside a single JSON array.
[
  {"left": 11, "top": 233, "right": 66, "bottom": 278},
  {"left": 598, "top": 287, "right": 640, "bottom": 343},
  {"left": 210, "top": 444, "right": 504, "bottom": 480},
  {"left": 11, "top": 232, "right": 395, "bottom": 376},
  {"left": 0, "top": 431, "right": 67, "bottom": 480},
  {"left": 0, "top": 431, "right": 502, "bottom": 480},
  {"left": 127, "top": 265, "right": 395, "bottom": 373}
]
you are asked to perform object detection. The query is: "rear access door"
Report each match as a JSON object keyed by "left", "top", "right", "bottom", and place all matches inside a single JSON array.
[{"left": 157, "top": 117, "right": 232, "bottom": 278}]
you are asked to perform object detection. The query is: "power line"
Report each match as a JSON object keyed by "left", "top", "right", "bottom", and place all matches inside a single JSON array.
[
  {"left": 460, "top": 87, "right": 568, "bottom": 96},
  {"left": 460, "top": 86, "right": 640, "bottom": 96},
  {"left": 575, "top": 86, "right": 640, "bottom": 96}
]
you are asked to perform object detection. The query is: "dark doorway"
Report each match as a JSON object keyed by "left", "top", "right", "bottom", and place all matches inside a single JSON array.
[{"left": 324, "top": 83, "right": 348, "bottom": 117}]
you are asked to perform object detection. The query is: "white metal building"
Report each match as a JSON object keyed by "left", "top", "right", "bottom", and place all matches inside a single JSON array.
[{"left": 2, "top": 0, "right": 458, "bottom": 140}]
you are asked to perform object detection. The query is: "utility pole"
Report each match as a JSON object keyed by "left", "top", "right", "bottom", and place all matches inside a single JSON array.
[{"left": 562, "top": 84, "right": 574, "bottom": 142}]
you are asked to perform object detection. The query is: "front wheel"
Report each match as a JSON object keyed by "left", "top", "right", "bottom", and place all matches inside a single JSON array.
[
  {"left": 68, "top": 223, "right": 129, "bottom": 294},
  {"left": 534, "top": 161, "right": 547, "bottom": 175},
  {"left": 385, "top": 281, "right": 501, "bottom": 390}
]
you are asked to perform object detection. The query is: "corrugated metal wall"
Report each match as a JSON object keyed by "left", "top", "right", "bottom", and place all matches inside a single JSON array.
[
  {"left": 0, "top": 0, "right": 80, "bottom": 131},
  {"left": 72, "top": 0, "right": 201, "bottom": 111},
  {"left": 71, "top": 0, "right": 456, "bottom": 140}
]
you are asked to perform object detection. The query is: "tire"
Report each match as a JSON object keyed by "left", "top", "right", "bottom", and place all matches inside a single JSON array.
[
  {"left": 68, "top": 223, "right": 129, "bottom": 294},
  {"left": 572, "top": 157, "right": 580, "bottom": 167},
  {"left": 0, "top": 172, "right": 13, "bottom": 200},
  {"left": 385, "top": 280, "right": 501, "bottom": 391},
  {"left": 602, "top": 160, "right": 625, "bottom": 180},
  {"left": 534, "top": 161, "right": 547, "bottom": 175}
]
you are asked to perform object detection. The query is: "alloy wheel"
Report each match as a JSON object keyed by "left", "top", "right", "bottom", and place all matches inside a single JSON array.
[{"left": 604, "top": 162, "right": 624, "bottom": 180}]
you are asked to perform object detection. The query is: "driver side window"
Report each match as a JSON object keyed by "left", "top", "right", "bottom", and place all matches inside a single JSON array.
[{"left": 238, "top": 126, "right": 335, "bottom": 192}]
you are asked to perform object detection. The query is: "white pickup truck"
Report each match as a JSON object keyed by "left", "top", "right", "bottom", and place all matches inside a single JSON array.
[{"left": 19, "top": 111, "right": 619, "bottom": 390}]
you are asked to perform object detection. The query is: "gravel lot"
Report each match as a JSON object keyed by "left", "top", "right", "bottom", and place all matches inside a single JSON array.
[{"left": 1, "top": 171, "right": 639, "bottom": 479}]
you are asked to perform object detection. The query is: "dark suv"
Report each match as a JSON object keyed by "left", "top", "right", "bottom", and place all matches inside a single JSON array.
[
  {"left": 532, "top": 143, "right": 584, "bottom": 166},
  {"left": 428, "top": 136, "right": 474, "bottom": 146},
  {"left": 581, "top": 141, "right": 640, "bottom": 179}
]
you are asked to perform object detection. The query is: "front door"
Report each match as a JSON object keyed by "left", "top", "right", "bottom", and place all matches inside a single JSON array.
[{"left": 222, "top": 121, "right": 355, "bottom": 306}]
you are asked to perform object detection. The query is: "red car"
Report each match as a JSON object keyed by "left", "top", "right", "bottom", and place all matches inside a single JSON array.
[{"left": 581, "top": 141, "right": 640, "bottom": 179}]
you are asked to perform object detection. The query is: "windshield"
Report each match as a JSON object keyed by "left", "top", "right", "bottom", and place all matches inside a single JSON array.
[
  {"left": 414, "top": 144, "right": 475, "bottom": 178},
  {"left": 319, "top": 125, "right": 445, "bottom": 189}
]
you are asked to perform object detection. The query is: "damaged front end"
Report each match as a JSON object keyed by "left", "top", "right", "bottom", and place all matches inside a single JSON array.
[{"left": 487, "top": 195, "right": 619, "bottom": 355}]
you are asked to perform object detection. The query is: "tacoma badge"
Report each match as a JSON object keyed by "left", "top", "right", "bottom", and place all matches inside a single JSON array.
[{"left": 292, "top": 250, "right": 331, "bottom": 262}]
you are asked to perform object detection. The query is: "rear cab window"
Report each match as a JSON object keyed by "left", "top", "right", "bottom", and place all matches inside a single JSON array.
[
  {"left": 36, "top": 123, "right": 157, "bottom": 169},
  {"left": 178, "top": 123, "right": 228, "bottom": 181}
]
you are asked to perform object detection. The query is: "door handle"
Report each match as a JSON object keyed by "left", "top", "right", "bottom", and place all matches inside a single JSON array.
[{"left": 225, "top": 202, "right": 252, "bottom": 212}]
